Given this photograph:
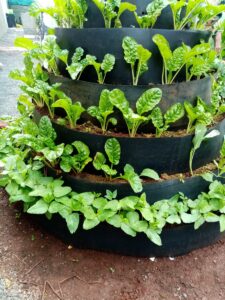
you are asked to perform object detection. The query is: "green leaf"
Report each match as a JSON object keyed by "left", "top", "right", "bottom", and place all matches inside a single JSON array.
[
  {"left": 14, "top": 37, "right": 37, "bottom": 50},
  {"left": 152, "top": 34, "right": 172, "bottom": 64},
  {"left": 136, "top": 88, "right": 162, "bottom": 115},
  {"left": 181, "top": 212, "right": 198, "bottom": 223},
  {"left": 54, "top": 186, "right": 72, "bottom": 198},
  {"left": 66, "top": 213, "right": 80, "bottom": 234},
  {"left": 48, "top": 201, "right": 64, "bottom": 214},
  {"left": 104, "top": 200, "right": 120, "bottom": 211},
  {"left": 145, "top": 228, "right": 162, "bottom": 246},
  {"left": 122, "top": 164, "right": 143, "bottom": 193},
  {"left": 93, "top": 152, "right": 106, "bottom": 171},
  {"left": 122, "top": 36, "right": 138, "bottom": 65},
  {"left": 99, "top": 89, "right": 113, "bottom": 115},
  {"left": 107, "top": 214, "right": 123, "bottom": 228},
  {"left": 121, "top": 223, "right": 136, "bottom": 237},
  {"left": 109, "top": 89, "right": 130, "bottom": 115},
  {"left": 101, "top": 165, "right": 117, "bottom": 176},
  {"left": 83, "top": 218, "right": 100, "bottom": 230},
  {"left": 220, "top": 215, "right": 225, "bottom": 232},
  {"left": 165, "top": 103, "right": 185, "bottom": 125},
  {"left": 201, "top": 172, "right": 214, "bottom": 183},
  {"left": 101, "top": 54, "right": 115, "bottom": 73},
  {"left": 27, "top": 200, "right": 49, "bottom": 214},
  {"left": 140, "top": 169, "right": 160, "bottom": 180},
  {"left": 92, "top": 197, "right": 108, "bottom": 209},
  {"left": 105, "top": 138, "right": 121, "bottom": 165}
]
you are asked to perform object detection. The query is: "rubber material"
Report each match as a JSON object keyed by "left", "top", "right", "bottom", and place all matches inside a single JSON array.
[
  {"left": 34, "top": 214, "right": 224, "bottom": 257},
  {"left": 85, "top": 0, "right": 175, "bottom": 29},
  {"left": 34, "top": 109, "right": 225, "bottom": 174},
  {"left": 47, "top": 167, "right": 213, "bottom": 203},
  {"left": 48, "top": 74, "right": 212, "bottom": 128},
  {"left": 55, "top": 28, "right": 211, "bottom": 85}
]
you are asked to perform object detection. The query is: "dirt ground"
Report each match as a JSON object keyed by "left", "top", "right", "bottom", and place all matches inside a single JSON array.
[{"left": 1, "top": 189, "right": 225, "bottom": 300}]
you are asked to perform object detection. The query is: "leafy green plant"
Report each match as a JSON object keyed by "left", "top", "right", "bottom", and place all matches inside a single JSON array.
[
  {"left": 184, "top": 98, "right": 214, "bottom": 133},
  {"left": 109, "top": 88, "right": 162, "bottom": 137},
  {"left": 30, "top": 0, "right": 88, "bottom": 28},
  {"left": 135, "top": 0, "right": 171, "bottom": 29},
  {"left": 93, "top": 138, "right": 121, "bottom": 180},
  {"left": 67, "top": 47, "right": 115, "bottom": 84},
  {"left": 150, "top": 104, "right": 185, "bottom": 137},
  {"left": 91, "top": 0, "right": 136, "bottom": 28},
  {"left": 189, "top": 124, "right": 220, "bottom": 176},
  {"left": 152, "top": 34, "right": 214, "bottom": 84},
  {"left": 122, "top": 36, "right": 152, "bottom": 85},
  {"left": 87, "top": 89, "right": 117, "bottom": 133},
  {"left": 14, "top": 36, "right": 69, "bottom": 76},
  {"left": 170, "top": 0, "right": 225, "bottom": 30},
  {"left": 52, "top": 98, "right": 85, "bottom": 129},
  {"left": 60, "top": 142, "right": 92, "bottom": 173}
]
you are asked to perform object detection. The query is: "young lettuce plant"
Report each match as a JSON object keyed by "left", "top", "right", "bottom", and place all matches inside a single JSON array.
[
  {"left": 30, "top": 0, "right": 88, "bottom": 28},
  {"left": 184, "top": 98, "right": 214, "bottom": 134},
  {"left": 109, "top": 88, "right": 162, "bottom": 137},
  {"left": 60, "top": 141, "right": 92, "bottom": 174},
  {"left": 150, "top": 104, "right": 185, "bottom": 137},
  {"left": 152, "top": 34, "right": 213, "bottom": 84},
  {"left": 122, "top": 36, "right": 152, "bottom": 85},
  {"left": 52, "top": 97, "right": 85, "bottom": 129},
  {"left": 189, "top": 124, "right": 220, "bottom": 176},
  {"left": 91, "top": 0, "right": 136, "bottom": 28},
  {"left": 135, "top": 0, "right": 172, "bottom": 29},
  {"left": 67, "top": 47, "right": 115, "bottom": 84},
  {"left": 87, "top": 89, "right": 117, "bottom": 133}
]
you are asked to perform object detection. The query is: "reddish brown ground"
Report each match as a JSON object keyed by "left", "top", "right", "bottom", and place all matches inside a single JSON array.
[{"left": 1, "top": 188, "right": 225, "bottom": 300}]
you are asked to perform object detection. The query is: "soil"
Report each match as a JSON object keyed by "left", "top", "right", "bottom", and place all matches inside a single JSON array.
[{"left": 1, "top": 188, "right": 225, "bottom": 300}]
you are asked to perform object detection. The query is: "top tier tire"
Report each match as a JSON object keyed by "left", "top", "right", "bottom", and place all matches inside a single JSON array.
[
  {"left": 85, "top": 0, "right": 175, "bottom": 29},
  {"left": 56, "top": 28, "right": 211, "bottom": 85}
]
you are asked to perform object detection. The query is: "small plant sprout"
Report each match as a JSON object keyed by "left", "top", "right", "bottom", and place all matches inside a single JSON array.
[
  {"left": 122, "top": 36, "right": 152, "bottom": 85},
  {"left": 189, "top": 124, "right": 220, "bottom": 176},
  {"left": 87, "top": 89, "right": 117, "bottom": 133}
]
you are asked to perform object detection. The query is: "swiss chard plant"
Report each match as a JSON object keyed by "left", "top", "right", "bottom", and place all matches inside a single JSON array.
[
  {"left": 184, "top": 98, "right": 215, "bottom": 133},
  {"left": 135, "top": 0, "right": 172, "bottom": 29},
  {"left": 109, "top": 88, "right": 163, "bottom": 137},
  {"left": 189, "top": 124, "right": 220, "bottom": 176},
  {"left": 30, "top": 0, "right": 88, "bottom": 28},
  {"left": 93, "top": 138, "right": 121, "bottom": 180},
  {"left": 91, "top": 0, "right": 136, "bottom": 28},
  {"left": 60, "top": 141, "right": 92, "bottom": 173},
  {"left": 122, "top": 36, "right": 152, "bottom": 85},
  {"left": 52, "top": 97, "right": 85, "bottom": 129},
  {"left": 170, "top": 0, "right": 225, "bottom": 30},
  {"left": 14, "top": 36, "right": 69, "bottom": 76},
  {"left": 87, "top": 89, "right": 117, "bottom": 133},
  {"left": 67, "top": 47, "right": 115, "bottom": 84},
  {"left": 150, "top": 104, "right": 185, "bottom": 137},
  {"left": 153, "top": 34, "right": 215, "bottom": 84}
]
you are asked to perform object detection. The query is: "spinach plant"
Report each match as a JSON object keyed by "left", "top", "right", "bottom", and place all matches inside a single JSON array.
[
  {"left": 184, "top": 98, "right": 214, "bottom": 133},
  {"left": 60, "top": 142, "right": 92, "bottom": 173},
  {"left": 87, "top": 89, "right": 117, "bottom": 133},
  {"left": 109, "top": 88, "right": 162, "bottom": 137},
  {"left": 189, "top": 124, "right": 220, "bottom": 176},
  {"left": 30, "top": 0, "right": 88, "bottom": 28},
  {"left": 52, "top": 97, "right": 85, "bottom": 129},
  {"left": 153, "top": 34, "right": 214, "bottom": 84},
  {"left": 150, "top": 104, "right": 185, "bottom": 137},
  {"left": 67, "top": 47, "right": 115, "bottom": 84},
  {"left": 122, "top": 36, "right": 152, "bottom": 85},
  {"left": 135, "top": 0, "right": 171, "bottom": 29},
  {"left": 91, "top": 0, "right": 136, "bottom": 28}
]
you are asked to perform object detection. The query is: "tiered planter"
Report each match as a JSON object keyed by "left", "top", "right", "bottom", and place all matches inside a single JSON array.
[{"left": 34, "top": 2, "right": 225, "bottom": 256}]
